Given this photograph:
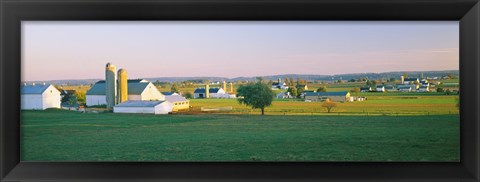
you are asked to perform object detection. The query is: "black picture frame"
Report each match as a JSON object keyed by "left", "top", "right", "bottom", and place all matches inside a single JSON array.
[{"left": 1, "top": 0, "right": 479, "bottom": 181}]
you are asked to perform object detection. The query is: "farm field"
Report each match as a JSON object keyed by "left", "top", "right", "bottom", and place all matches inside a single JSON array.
[
  {"left": 21, "top": 109, "right": 459, "bottom": 161},
  {"left": 190, "top": 95, "right": 459, "bottom": 115}
]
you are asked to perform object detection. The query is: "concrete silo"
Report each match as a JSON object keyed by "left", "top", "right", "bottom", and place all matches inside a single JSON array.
[
  {"left": 229, "top": 83, "right": 233, "bottom": 93},
  {"left": 222, "top": 81, "right": 227, "bottom": 91},
  {"left": 117, "top": 69, "right": 128, "bottom": 103},
  {"left": 205, "top": 84, "right": 210, "bottom": 98},
  {"left": 105, "top": 63, "right": 117, "bottom": 108}
]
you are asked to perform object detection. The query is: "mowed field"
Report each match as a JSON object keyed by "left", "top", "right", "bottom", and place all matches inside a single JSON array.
[{"left": 21, "top": 109, "right": 459, "bottom": 161}]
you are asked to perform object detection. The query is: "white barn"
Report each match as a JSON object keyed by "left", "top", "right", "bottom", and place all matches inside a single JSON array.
[
  {"left": 113, "top": 100, "right": 173, "bottom": 114},
  {"left": 21, "top": 84, "right": 61, "bottom": 110},
  {"left": 86, "top": 79, "right": 164, "bottom": 106}
]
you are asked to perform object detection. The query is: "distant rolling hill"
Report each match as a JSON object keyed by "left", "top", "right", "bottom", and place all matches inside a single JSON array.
[{"left": 25, "top": 70, "right": 459, "bottom": 86}]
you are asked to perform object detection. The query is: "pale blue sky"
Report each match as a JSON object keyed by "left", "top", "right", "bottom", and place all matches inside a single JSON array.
[{"left": 22, "top": 21, "right": 459, "bottom": 81}]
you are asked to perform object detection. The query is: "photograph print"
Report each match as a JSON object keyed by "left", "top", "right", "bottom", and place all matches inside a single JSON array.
[{"left": 21, "top": 21, "right": 459, "bottom": 161}]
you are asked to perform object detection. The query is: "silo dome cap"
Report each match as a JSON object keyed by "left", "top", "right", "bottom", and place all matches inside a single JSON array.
[{"left": 118, "top": 68, "right": 127, "bottom": 73}]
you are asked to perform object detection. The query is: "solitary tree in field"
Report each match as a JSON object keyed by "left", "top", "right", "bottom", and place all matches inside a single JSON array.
[
  {"left": 322, "top": 100, "right": 337, "bottom": 113},
  {"left": 236, "top": 80, "right": 274, "bottom": 115}
]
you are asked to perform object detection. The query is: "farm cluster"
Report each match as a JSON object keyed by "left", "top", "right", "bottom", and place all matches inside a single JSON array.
[{"left": 20, "top": 64, "right": 459, "bottom": 116}]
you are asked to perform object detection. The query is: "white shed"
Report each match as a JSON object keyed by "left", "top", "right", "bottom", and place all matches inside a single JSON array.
[
  {"left": 21, "top": 84, "right": 61, "bottom": 110},
  {"left": 113, "top": 100, "right": 173, "bottom": 114}
]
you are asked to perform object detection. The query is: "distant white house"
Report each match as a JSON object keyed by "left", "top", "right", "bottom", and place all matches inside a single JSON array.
[
  {"left": 403, "top": 78, "right": 419, "bottom": 85},
  {"left": 360, "top": 87, "right": 372, "bottom": 92},
  {"left": 271, "top": 78, "right": 288, "bottom": 90},
  {"left": 21, "top": 83, "right": 61, "bottom": 110},
  {"left": 384, "top": 85, "right": 397, "bottom": 92},
  {"left": 418, "top": 86, "right": 430, "bottom": 92},
  {"left": 113, "top": 100, "right": 172, "bottom": 114},
  {"left": 276, "top": 92, "right": 294, "bottom": 99},
  {"left": 398, "top": 85, "right": 413, "bottom": 92},
  {"left": 86, "top": 79, "right": 164, "bottom": 106},
  {"left": 193, "top": 87, "right": 230, "bottom": 99},
  {"left": 376, "top": 85, "right": 385, "bottom": 92}
]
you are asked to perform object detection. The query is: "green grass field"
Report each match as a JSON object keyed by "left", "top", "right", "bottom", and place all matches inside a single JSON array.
[
  {"left": 21, "top": 109, "right": 459, "bottom": 161},
  {"left": 190, "top": 95, "right": 458, "bottom": 115}
]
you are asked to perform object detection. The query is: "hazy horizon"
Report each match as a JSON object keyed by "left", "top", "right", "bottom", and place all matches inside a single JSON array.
[{"left": 22, "top": 21, "right": 459, "bottom": 82}]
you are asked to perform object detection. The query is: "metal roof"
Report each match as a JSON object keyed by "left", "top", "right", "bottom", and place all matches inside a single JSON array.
[
  {"left": 21, "top": 84, "right": 54, "bottom": 94},
  {"left": 164, "top": 95, "right": 188, "bottom": 103},
  {"left": 404, "top": 78, "right": 419, "bottom": 81},
  {"left": 87, "top": 81, "right": 153, "bottom": 95},
  {"left": 305, "top": 91, "right": 348, "bottom": 97},
  {"left": 114, "top": 100, "right": 169, "bottom": 107},
  {"left": 161, "top": 92, "right": 176, "bottom": 96},
  {"left": 194, "top": 88, "right": 221, "bottom": 93}
]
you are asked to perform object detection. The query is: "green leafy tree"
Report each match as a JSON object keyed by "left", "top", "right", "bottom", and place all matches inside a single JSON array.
[
  {"left": 436, "top": 87, "right": 444, "bottom": 93},
  {"left": 236, "top": 80, "right": 274, "bottom": 115},
  {"left": 67, "top": 96, "right": 77, "bottom": 110},
  {"left": 317, "top": 86, "right": 327, "bottom": 92},
  {"left": 171, "top": 83, "right": 179, "bottom": 93},
  {"left": 284, "top": 77, "right": 290, "bottom": 86},
  {"left": 287, "top": 87, "right": 297, "bottom": 97},
  {"left": 389, "top": 77, "right": 396, "bottom": 82},
  {"left": 183, "top": 91, "right": 193, "bottom": 99},
  {"left": 75, "top": 91, "right": 86, "bottom": 106},
  {"left": 296, "top": 87, "right": 305, "bottom": 98},
  {"left": 290, "top": 77, "right": 295, "bottom": 87},
  {"left": 445, "top": 89, "right": 452, "bottom": 95}
]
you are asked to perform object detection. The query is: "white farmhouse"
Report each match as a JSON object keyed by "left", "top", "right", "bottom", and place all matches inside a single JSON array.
[
  {"left": 21, "top": 83, "right": 61, "bottom": 110},
  {"left": 193, "top": 87, "right": 228, "bottom": 99},
  {"left": 86, "top": 79, "right": 164, "bottom": 106},
  {"left": 113, "top": 100, "right": 173, "bottom": 114}
]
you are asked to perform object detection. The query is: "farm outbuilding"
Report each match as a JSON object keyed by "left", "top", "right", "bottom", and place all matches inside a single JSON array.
[
  {"left": 21, "top": 83, "right": 61, "bottom": 110},
  {"left": 164, "top": 95, "right": 189, "bottom": 112},
  {"left": 304, "top": 91, "right": 350, "bottom": 102},
  {"left": 86, "top": 79, "right": 164, "bottom": 106},
  {"left": 113, "top": 100, "right": 173, "bottom": 114}
]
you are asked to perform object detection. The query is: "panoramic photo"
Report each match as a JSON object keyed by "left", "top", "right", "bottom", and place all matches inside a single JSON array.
[{"left": 21, "top": 21, "right": 459, "bottom": 161}]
